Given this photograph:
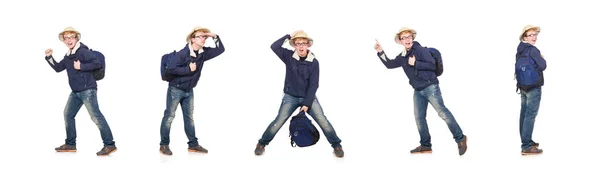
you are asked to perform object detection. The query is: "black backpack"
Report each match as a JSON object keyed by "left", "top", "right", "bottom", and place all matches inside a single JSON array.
[
  {"left": 89, "top": 49, "right": 105, "bottom": 80},
  {"left": 426, "top": 47, "right": 443, "bottom": 76},
  {"left": 161, "top": 50, "right": 177, "bottom": 82},
  {"left": 289, "top": 111, "right": 320, "bottom": 147},
  {"left": 514, "top": 47, "right": 543, "bottom": 92}
]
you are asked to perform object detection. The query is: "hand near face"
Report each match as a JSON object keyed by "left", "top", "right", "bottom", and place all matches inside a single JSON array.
[
  {"left": 291, "top": 30, "right": 303, "bottom": 38},
  {"left": 203, "top": 32, "right": 217, "bottom": 39}
]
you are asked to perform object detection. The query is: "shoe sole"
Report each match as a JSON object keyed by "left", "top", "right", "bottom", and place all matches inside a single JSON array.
[
  {"left": 56, "top": 150, "right": 77, "bottom": 152},
  {"left": 188, "top": 149, "right": 208, "bottom": 153},
  {"left": 410, "top": 150, "right": 433, "bottom": 154},
  {"left": 97, "top": 148, "right": 117, "bottom": 156},
  {"left": 160, "top": 150, "right": 173, "bottom": 156},
  {"left": 521, "top": 152, "right": 543, "bottom": 155}
]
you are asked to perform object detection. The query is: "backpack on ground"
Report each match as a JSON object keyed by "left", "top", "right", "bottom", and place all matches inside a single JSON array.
[
  {"left": 289, "top": 111, "right": 320, "bottom": 147},
  {"left": 514, "top": 48, "right": 542, "bottom": 92},
  {"left": 425, "top": 47, "right": 443, "bottom": 76},
  {"left": 161, "top": 50, "right": 177, "bottom": 82},
  {"left": 89, "top": 49, "right": 105, "bottom": 80}
]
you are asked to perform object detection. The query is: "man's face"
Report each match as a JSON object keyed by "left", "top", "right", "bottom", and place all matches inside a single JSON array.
[
  {"left": 398, "top": 32, "right": 413, "bottom": 49},
  {"left": 523, "top": 29, "right": 538, "bottom": 45},
  {"left": 62, "top": 32, "right": 78, "bottom": 49},
  {"left": 191, "top": 31, "right": 208, "bottom": 47},
  {"left": 293, "top": 38, "right": 310, "bottom": 57}
]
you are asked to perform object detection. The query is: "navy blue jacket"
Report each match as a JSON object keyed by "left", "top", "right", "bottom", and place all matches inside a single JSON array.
[
  {"left": 168, "top": 36, "right": 225, "bottom": 90},
  {"left": 377, "top": 41, "right": 438, "bottom": 90},
  {"left": 45, "top": 42, "right": 102, "bottom": 92},
  {"left": 271, "top": 34, "right": 319, "bottom": 108},
  {"left": 516, "top": 42, "right": 547, "bottom": 87}
]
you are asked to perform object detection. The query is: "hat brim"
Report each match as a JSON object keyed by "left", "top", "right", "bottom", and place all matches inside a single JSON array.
[
  {"left": 395, "top": 29, "right": 417, "bottom": 44},
  {"left": 520, "top": 26, "right": 541, "bottom": 40},
  {"left": 58, "top": 30, "right": 81, "bottom": 41},
  {"left": 289, "top": 37, "right": 313, "bottom": 47},
  {"left": 186, "top": 28, "right": 211, "bottom": 42}
]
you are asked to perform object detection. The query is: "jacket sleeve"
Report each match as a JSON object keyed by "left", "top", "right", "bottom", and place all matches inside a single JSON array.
[
  {"left": 414, "top": 48, "right": 436, "bottom": 71},
  {"left": 79, "top": 50, "right": 102, "bottom": 72},
  {"left": 202, "top": 35, "right": 225, "bottom": 61},
  {"left": 530, "top": 47, "right": 547, "bottom": 71},
  {"left": 377, "top": 51, "right": 405, "bottom": 69},
  {"left": 45, "top": 55, "right": 67, "bottom": 72},
  {"left": 168, "top": 53, "right": 192, "bottom": 75},
  {"left": 271, "top": 34, "right": 294, "bottom": 65},
  {"left": 301, "top": 61, "right": 320, "bottom": 108}
]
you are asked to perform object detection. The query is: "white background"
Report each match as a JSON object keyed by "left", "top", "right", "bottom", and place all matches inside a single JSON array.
[{"left": 1, "top": 0, "right": 598, "bottom": 179}]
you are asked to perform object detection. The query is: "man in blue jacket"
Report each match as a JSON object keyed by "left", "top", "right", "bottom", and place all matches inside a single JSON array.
[
  {"left": 516, "top": 25, "right": 546, "bottom": 155},
  {"left": 254, "top": 30, "right": 344, "bottom": 158},
  {"left": 159, "top": 26, "right": 225, "bottom": 155},
  {"left": 44, "top": 27, "right": 117, "bottom": 156},
  {"left": 374, "top": 27, "right": 467, "bottom": 156}
]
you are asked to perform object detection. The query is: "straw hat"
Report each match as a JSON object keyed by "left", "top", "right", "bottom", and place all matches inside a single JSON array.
[
  {"left": 186, "top": 26, "right": 211, "bottom": 42},
  {"left": 395, "top": 27, "right": 417, "bottom": 44},
  {"left": 58, "top": 26, "right": 81, "bottom": 41},
  {"left": 520, "top": 25, "right": 541, "bottom": 40},
  {"left": 289, "top": 30, "right": 313, "bottom": 47}
]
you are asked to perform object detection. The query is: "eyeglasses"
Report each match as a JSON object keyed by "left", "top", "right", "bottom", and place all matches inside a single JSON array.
[
  {"left": 63, "top": 36, "right": 77, "bottom": 41},
  {"left": 399, "top": 35, "right": 413, "bottom": 41},
  {"left": 194, "top": 35, "right": 209, "bottom": 39},
  {"left": 526, "top": 33, "right": 538, "bottom": 37},
  {"left": 294, "top": 42, "right": 309, "bottom": 47}
]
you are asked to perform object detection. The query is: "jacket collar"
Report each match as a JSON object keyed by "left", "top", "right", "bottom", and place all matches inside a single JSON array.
[
  {"left": 188, "top": 43, "right": 204, "bottom": 57},
  {"left": 66, "top": 41, "right": 81, "bottom": 56},
  {"left": 292, "top": 50, "right": 315, "bottom": 62}
]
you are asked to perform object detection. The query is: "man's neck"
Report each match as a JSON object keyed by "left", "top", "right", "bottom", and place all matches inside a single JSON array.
[{"left": 192, "top": 43, "right": 202, "bottom": 51}]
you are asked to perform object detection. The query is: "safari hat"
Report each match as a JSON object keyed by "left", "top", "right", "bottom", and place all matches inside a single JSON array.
[
  {"left": 289, "top": 30, "right": 313, "bottom": 47},
  {"left": 186, "top": 26, "right": 211, "bottom": 42},
  {"left": 395, "top": 27, "right": 417, "bottom": 44},
  {"left": 58, "top": 26, "right": 81, "bottom": 41},
  {"left": 520, "top": 25, "right": 541, "bottom": 40}
]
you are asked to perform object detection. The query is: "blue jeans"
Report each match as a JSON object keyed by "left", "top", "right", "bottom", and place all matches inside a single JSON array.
[
  {"left": 160, "top": 86, "right": 199, "bottom": 147},
  {"left": 63, "top": 89, "right": 115, "bottom": 147},
  {"left": 413, "top": 84, "right": 465, "bottom": 147},
  {"left": 519, "top": 87, "right": 542, "bottom": 150},
  {"left": 258, "top": 94, "right": 342, "bottom": 148}
]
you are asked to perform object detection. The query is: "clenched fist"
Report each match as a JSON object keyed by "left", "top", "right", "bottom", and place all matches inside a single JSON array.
[
  {"left": 189, "top": 62, "right": 197, "bottom": 72},
  {"left": 45, "top": 49, "right": 53, "bottom": 57}
]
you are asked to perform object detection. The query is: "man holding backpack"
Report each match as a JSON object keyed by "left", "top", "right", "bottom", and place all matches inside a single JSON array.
[
  {"left": 374, "top": 27, "right": 468, "bottom": 156},
  {"left": 44, "top": 27, "right": 117, "bottom": 156},
  {"left": 515, "top": 25, "right": 546, "bottom": 155},
  {"left": 254, "top": 30, "right": 344, "bottom": 158},
  {"left": 159, "top": 26, "right": 225, "bottom": 155}
]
